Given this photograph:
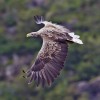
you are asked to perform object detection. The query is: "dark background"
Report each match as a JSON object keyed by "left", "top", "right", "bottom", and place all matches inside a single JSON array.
[{"left": 0, "top": 0, "right": 100, "bottom": 100}]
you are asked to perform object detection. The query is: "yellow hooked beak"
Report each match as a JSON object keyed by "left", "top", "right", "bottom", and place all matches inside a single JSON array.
[
  {"left": 26, "top": 32, "right": 37, "bottom": 37},
  {"left": 26, "top": 33, "right": 33, "bottom": 37}
]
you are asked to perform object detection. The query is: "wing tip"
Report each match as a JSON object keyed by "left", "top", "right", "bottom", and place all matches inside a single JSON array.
[{"left": 34, "top": 15, "right": 44, "bottom": 24}]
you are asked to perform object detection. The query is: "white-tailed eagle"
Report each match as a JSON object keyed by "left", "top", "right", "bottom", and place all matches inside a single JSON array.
[{"left": 23, "top": 16, "right": 83, "bottom": 87}]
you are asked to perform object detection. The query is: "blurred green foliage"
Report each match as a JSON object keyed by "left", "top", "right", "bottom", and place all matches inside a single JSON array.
[{"left": 0, "top": 0, "right": 100, "bottom": 100}]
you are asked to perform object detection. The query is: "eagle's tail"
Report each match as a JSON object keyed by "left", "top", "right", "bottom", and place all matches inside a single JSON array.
[{"left": 68, "top": 32, "right": 83, "bottom": 44}]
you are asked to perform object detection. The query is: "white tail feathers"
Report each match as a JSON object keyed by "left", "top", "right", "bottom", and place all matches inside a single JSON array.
[
  {"left": 72, "top": 38, "right": 83, "bottom": 44},
  {"left": 68, "top": 32, "right": 83, "bottom": 44},
  {"left": 68, "top": 32, "right": 80, "bottom": 38}
]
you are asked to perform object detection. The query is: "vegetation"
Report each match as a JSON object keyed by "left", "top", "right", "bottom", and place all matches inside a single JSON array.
[{"left": 0, "top": 0, "right": 100, "bottom": 100}]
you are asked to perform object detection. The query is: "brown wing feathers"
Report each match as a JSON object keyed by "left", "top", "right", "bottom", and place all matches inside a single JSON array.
[
  {"left": 24, "top": 42, "right": 68, "bottom": 86},
  {"left": 24, "top": 15, "right": 83, "bottom": 86}
]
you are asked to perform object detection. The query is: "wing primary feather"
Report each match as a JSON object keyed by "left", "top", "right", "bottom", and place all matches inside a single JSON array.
[
  {"left": 44, "top": 68, "right": 54, "bottom": 84},
  {"left": 34, "top": 16, "right": 38, "bottom": 23},
  {"left": 34, "top": 15, "right": 40, "bottom": 24},
  {"left": 50, "top": 63, "right": 60, "bottom": 71},
  {"left": 45, "top": 66, "right": 57, "bottom": 78},
  {"left": 47, "top": 63, "right": 60, "bottom": 73},
  {"left": 28, "top": 72, "right": 34, "bottom": 84},
  {"left": 43, "top": 67, "right": 51, "bottom": 85},
  {"left": 41, "top": 69, "right": 47, "bottom": 86},
  {"left": 35, "top": 72, "right": 40, "bottom": 86},
  {"left": 41, "top": 16, "right": 44, "bottom": 22},
  {"left": 45, "top": 65, "right": 55, "bottom": 79},
  {"left": 26, "top": 71, "right": 31, "bottom": 77},
  {"left": 39, "top": 71, "right": 45, "bottom": 87},
  {"left": 34, "top": 15, "right": 44, "bottom": 24},
  {"left": 47, "top": 66, "right": 59, "bottom": 77},
  {"left": 31, "top": 61, "right": 44, "bottom": 71},
  {"left": 50, "top": 60, "right": 63, "bottom": 69}
]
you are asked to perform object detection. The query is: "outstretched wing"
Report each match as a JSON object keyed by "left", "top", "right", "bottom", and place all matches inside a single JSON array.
[
  {"left": 25, "top": 40, "right": 68, "bottom": 86},
  {"left": 34, "top": 15, "right": 83, "bottom": 44}
]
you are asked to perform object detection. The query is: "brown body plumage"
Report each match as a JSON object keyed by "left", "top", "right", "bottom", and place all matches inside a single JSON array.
[{"left": 23, "top": 16, "right": 83, "bottom": 86}]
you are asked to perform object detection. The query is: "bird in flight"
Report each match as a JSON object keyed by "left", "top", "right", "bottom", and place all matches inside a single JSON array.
[{"left": 23, "top": 16, "right": 83, "bottom": 87}]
